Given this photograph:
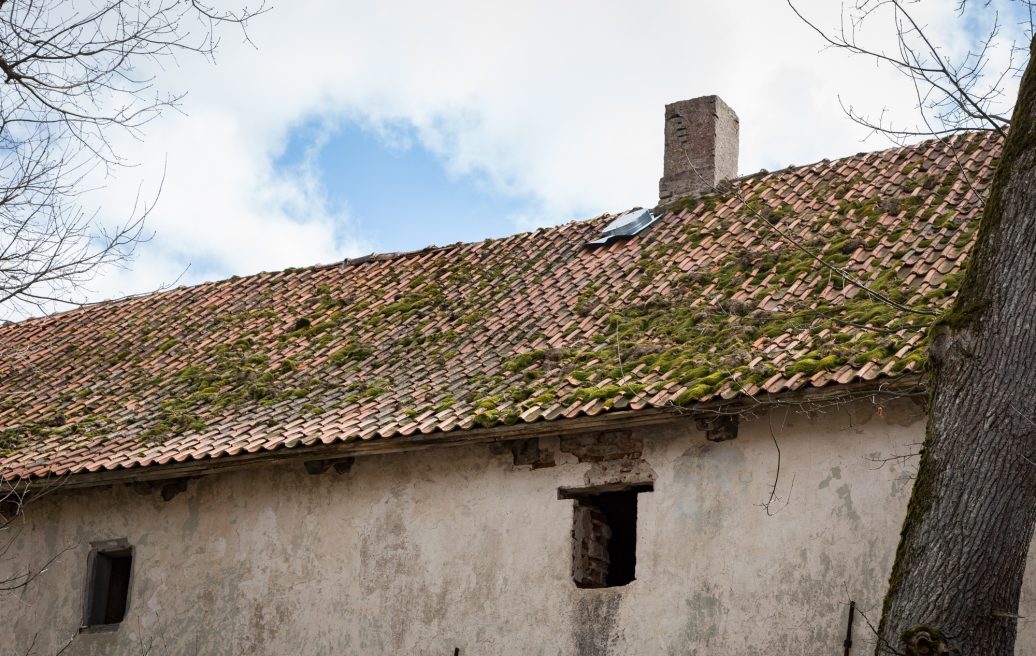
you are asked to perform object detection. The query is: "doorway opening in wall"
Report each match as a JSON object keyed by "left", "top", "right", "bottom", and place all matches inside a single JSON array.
[
  {"left": 559, "top": 483, "right": 653, "bottom": 588},
  {"left": 84, "top": 544, "right": 133, "bottom": 628}
]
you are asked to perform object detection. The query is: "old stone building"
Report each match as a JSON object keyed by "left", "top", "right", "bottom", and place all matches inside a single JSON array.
[{"left": 1, "top": 97, "right": 1031, "bottom": 655}]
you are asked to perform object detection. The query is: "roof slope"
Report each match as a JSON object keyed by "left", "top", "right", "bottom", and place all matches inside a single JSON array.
[{"left": 0, "top": 132, "right": 999, "bottom": 480}]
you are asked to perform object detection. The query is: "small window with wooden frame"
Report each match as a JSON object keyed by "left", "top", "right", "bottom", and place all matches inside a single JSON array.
[
  {"left": 559, "top": 483, "right": 652, "bottom": 588},
  {"left": 82, "top": 540, "right": 134, "bottom": 630}
]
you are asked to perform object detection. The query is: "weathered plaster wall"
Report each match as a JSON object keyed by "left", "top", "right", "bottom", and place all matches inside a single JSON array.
[{"left": 4, "top": 398, "right": 1025, "bottom": 655}]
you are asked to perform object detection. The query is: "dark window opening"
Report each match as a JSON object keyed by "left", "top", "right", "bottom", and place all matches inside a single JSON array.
[
  {"left": 85, "top": 547, "right": 133, "bottom": 627},
  {"left": 564, "top": 484, "right": 651, "bottom": 588}
]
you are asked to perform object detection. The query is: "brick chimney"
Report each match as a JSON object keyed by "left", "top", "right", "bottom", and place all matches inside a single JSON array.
[{"left": 658, "top": 95, "right": 739, "bottom": 203}]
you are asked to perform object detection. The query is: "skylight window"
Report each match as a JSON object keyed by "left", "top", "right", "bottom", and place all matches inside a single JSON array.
[{"left": 586, "top": 209, "right": 658, "bottom": 247}]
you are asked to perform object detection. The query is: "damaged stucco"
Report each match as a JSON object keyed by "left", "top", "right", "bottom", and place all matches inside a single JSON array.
[{"left": 4, "top": 398, "right": 1033, "bottom": 655}]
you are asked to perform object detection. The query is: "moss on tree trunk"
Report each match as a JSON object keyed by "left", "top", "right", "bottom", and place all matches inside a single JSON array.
[{"left": 876, "top": 37, "right": 1036, "bottom": 656}]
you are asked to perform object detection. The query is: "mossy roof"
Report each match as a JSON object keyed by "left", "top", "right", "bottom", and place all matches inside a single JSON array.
[{"left": 0, "top": 131, "right": 1000, "bottom": 480}]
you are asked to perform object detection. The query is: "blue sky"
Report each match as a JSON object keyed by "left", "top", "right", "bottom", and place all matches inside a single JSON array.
[
  {"left": 277, "top": 120, "right": 541, "bottom": 253},
  {"left": 80, "top": 0, "right": 1025, "bottom": 304}
]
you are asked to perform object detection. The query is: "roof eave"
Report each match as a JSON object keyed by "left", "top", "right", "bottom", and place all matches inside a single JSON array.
[{"left": 6, "top": 374, "right": 926, "bottom": 492}]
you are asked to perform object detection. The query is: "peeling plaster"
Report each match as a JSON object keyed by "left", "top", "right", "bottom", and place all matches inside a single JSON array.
[{"left": 3, "top": 398, "right": 1034, "bottom": 655}]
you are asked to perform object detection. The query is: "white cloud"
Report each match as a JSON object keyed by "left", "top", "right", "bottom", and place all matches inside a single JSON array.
[{"left": 78, "top": 0, "right": 1021, "bottom": 302}]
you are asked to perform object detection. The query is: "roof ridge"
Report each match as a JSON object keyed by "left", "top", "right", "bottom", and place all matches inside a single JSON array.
[
  {"left": 2, "top": 130, "right": 990, "bottom": 329},
  {"left": 656, "top": 130, "right": 986, "bottom": 212},
  {"left": 2, "top": 213, "right": 622, "bottom": 327}
]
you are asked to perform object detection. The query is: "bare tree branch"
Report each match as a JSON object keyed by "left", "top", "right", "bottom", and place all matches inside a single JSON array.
[
  {"left": 788, "top": 0, "right": 1031, "bottom": 142},
  {"left": 0, "top": 0, "right": 267, "bottom": 318}
]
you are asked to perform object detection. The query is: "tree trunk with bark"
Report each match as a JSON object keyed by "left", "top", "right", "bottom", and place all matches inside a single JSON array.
[{"left": 876, "top": 39, "right": 1036, "bottom": 656}]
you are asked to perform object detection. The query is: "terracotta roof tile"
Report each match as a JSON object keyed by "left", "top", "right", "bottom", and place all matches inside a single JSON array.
[{"left": 0, "top": 132, "right": 999, "bottom": 480}]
